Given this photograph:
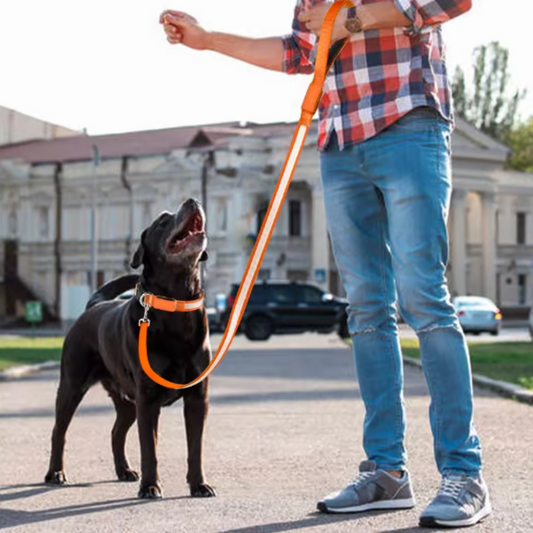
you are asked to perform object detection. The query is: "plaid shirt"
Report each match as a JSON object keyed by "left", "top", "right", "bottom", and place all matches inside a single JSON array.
[{"left": 281, "top": 0, "right": 471, "bottom": 150}]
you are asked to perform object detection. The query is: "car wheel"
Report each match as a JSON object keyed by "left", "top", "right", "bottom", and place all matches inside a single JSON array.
[
  {"left": 245, "top": 315, "right": 273, "bottom": 341},
  {"left": 338, "top": 320, "right": 349, "bottom": 339},
  {"left": 490, "top": 329, "right": 499, "bottom": 336}
]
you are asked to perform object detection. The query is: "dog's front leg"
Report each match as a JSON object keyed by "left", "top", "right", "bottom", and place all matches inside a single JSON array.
[
  {"left": 183, "top": 379, "right": 216, "bottom": 497},
  {"left": 136, "top": 397, "right": 163, "bottom": 499}
]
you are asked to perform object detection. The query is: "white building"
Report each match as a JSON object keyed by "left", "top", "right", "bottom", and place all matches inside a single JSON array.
[
  {"left": 0, "top": 118, "right": 532, "bottom": 324},
  {"left": 0, "top": 105, "right": 78, "bottom": 146}
]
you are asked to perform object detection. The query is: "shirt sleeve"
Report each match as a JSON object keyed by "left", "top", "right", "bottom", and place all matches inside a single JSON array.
[
  {"left": 393, "top": 0, "right": 472, "bottom": 33},
  {"left": 280, "top": 0, "right": 317, "bottom": 75}
]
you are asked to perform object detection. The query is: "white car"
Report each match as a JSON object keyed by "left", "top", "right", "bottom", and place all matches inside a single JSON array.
[{"left": 451, "top": 296, "right": 502, "bottom": 336}]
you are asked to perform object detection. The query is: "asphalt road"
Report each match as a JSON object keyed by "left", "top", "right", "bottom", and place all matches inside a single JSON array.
[{"left": 0, "top": 333, "right": 532, "bottom": 533}]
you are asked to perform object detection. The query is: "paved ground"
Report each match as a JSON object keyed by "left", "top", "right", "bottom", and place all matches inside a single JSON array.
[{"left": 0, "top": 333, "right": 532, "bottom": 533}]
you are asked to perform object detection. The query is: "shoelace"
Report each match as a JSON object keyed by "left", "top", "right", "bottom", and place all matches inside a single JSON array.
[
  {"left": 350, "top": 471, "right": 375, "bottom": 489},
  {"left": 438, "top": 476, "right": 468, "bottom": 499}
]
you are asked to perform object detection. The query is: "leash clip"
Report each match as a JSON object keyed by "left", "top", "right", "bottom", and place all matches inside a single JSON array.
[{"left": 139, "top": 294, "right": 151, "bottom": 326}]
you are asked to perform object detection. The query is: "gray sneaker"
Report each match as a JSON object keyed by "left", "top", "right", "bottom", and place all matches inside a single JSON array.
[
  {"left": 419, "top": 473, "right": 492, "bottom": 528},
  {"left": 317, "top": 460, "right": 416, "bottom": 513}
]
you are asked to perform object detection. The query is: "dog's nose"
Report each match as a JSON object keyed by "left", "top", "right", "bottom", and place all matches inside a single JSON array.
[{"left": 184, "top": 198, "right": 201, "bottom": 208}]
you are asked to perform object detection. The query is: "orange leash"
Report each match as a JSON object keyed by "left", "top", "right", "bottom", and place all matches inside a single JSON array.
[{"left": 139, "top": 1, "right": 354, "bottom": 389}]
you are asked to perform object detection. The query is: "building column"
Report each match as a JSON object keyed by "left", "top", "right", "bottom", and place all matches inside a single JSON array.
[
  {"left": 311, "top": 185, "right": 329, "bottom": 291},
  {"left": 482, "top": 191, "right": 497, "bottom": 301},
  {"left": 451, "top": 188, "right": 467, "bottom": 296}
]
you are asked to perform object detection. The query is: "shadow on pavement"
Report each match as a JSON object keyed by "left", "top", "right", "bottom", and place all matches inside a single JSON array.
[
  {"left": 0, "top": 492, "right": 186, "bottom": 530},
  {"left": 0, "top": 403, "right": 114, "bottom": 419},
  {"left": 0, "top": 480, "right": 119, "bottom": 503},
  {"left": 211, "top": 388, "right": 360, "bottom": 404},
  {"left": 219, "top": 510, "right": 429, "bottom": 533}
]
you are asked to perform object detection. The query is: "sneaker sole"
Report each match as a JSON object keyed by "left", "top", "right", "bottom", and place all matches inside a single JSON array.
[
  {"left": 317, "top": 497, "right": 416, "bottom": 514},
  {"left": 419, "top": 500, "right": 492, "bottom": 528}
]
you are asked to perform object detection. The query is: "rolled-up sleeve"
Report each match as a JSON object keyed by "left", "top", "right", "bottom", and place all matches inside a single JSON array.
[
  {"left": 394, "top": 0, "right": 472, "bottom": 33},
  {"left": 281, "top": 0, "right": 317, "bottom": 75}
]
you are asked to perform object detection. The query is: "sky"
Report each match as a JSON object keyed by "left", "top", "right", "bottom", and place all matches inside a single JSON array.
[{"left": 0, "top": 0, "right": 531, "bottom": 135}]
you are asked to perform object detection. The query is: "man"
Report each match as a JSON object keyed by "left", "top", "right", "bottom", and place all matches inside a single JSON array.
[{"left": 160, "top": 1, "right": 491, "bottom": 528}]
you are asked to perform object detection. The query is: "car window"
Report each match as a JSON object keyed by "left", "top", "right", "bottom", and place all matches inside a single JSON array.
[
  {"left": 454, "top": 297, "right": 494, "bottom": 308},
  {"left": 249, "top": 285, "right": 268, "bottom": 304},
  {"left": 267, "top": 285, "right": 297, "bottom": 304},
  {"left": 297, "top": 285, "right": 324, "bottom": 303}
]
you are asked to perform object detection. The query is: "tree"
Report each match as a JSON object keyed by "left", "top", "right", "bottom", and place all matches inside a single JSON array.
[
  {"left": 506, "top": 117, "right": 533, "bottom": 173},
  {"left": 451, "top": 41, "right": 526, "bottom": 143}
]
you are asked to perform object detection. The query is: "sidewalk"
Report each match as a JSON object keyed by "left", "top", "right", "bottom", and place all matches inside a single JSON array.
[{"left": 0, "top": 334, "right": 531, "bottom": 532}]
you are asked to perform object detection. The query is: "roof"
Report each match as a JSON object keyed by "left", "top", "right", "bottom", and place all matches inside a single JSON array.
[{"left": 0, "top": 120, "right": 309, "bottom": 165}]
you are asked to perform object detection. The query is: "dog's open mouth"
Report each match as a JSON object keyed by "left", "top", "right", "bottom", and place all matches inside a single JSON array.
[{"left": 167, "top": 212, "right": 205, "bottom": 254}]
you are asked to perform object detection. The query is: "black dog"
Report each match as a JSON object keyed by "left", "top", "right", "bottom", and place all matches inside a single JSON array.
[{"left": 45, "top": 198, "right": 215, "bottom": 499}]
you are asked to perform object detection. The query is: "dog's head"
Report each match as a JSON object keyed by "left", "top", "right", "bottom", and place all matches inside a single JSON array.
[{"left": 130, "top": 198, "right": 208, "bottom": 278}]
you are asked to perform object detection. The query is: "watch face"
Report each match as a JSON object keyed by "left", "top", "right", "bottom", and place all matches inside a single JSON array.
[{"left": 346, "top": 17, "right": 362, "bottom": 33}]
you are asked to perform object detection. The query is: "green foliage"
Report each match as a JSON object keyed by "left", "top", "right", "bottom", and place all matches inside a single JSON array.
[
  {"left": 451, "top": 41, "right": 526, "bottom": 143},
  {"left": 0, "top": 337, "right": 63, "bottom": 371},
  {"left": 401, "top": 339, "right": 533, "bottom": 390},
  {"left": 505, "top": 117, "right": 533, "bottom": 173}
]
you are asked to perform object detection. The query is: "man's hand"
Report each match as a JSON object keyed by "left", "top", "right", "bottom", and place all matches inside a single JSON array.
[
  {"left": 160, "top": 10, "right": 212, "bottom": 50},
  {"left": 297, "top": 2, "right": 350, "bottom": 41}
]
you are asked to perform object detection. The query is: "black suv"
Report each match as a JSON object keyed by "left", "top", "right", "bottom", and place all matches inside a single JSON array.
[{"left": 220, "top": 281, "right": 349, "bottom": 341}]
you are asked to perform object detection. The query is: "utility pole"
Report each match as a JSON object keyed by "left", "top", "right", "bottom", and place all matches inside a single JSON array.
[
  {"left": 90, "top": 144, "right": 100, "bottom": 293},
  {"left": 200, "top": 150, "right": 215, "bottom": 284}
]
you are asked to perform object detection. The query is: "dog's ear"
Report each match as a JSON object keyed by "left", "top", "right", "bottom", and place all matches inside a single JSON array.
[
  {"left": 199, "top": 250, "right": 209, "bottom": 262},
  {"left": 130, "top": 231, "right": 146, "bottom": 269}
]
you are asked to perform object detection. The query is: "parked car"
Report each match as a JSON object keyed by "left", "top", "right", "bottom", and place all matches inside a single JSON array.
[
  {"left": 220, "top": 280, "right": 349, "bottom": 341},
  {"left": 451, "top": 295, "right": 502, "bottom": 335},
  {"left": 529, "top": 306, "right": 533, "bottom": 340}
]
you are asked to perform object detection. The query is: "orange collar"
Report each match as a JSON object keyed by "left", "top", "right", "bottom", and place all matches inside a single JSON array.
[{"left": 135, "top": 282, "right": 204, "bottom": 315}]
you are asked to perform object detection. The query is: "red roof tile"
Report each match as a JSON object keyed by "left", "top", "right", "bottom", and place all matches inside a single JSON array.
[{"left": 0, "top": 120, "right": 316, "bottom": 165}]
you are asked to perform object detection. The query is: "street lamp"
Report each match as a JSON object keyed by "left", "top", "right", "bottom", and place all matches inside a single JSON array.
[{"left": 90, "top": 144, "right": 100, "bottom": 293}]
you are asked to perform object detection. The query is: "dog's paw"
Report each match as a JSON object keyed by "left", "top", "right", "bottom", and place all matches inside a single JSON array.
[
  {"left": 190, "top": 483, "right": 216, "bottom": 498},
  {"left": 44, "top": 471, "right": 67, "bottom": 485},
  {"left": 117, "top": 469, "right": 140, "bottom": 482},
  {"left": 138, "top": 484, "right": 163, "bottom": 499}
]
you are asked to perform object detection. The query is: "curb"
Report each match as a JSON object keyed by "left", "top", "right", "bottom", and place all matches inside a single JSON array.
[
  {"left": 0, "top": 361, "right": 60, "bottom": 382},
  {"left": 402, "top": 356, "right": 533, "bottom": 406}
]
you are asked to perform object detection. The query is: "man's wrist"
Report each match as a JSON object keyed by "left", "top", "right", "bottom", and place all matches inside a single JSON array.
[
  {"left": 205, "top": 31, "right": 215, "bottom": 51},
  {"left": 345, "top": 6, "right": 364, "bottom": 33}
]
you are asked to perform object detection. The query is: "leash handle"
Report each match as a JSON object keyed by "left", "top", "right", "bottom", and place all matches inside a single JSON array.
[{"left": 139, "top": 1, "right": 354, "bottom": 389}]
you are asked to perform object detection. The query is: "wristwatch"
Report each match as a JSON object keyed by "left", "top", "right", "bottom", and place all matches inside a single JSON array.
[{"left": 345, "top": 6, "right": 363, "bottom": 33}]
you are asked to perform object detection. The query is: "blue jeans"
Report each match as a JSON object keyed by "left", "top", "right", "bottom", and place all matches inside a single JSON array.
[{"left": 319, "top": 107, "right": 482, "bottom": 476}]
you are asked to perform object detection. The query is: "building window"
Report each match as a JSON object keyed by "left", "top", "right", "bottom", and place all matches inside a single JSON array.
[
  {"left": 517, "top": 212, "right": 526, "bottom": 245},
  {"left": 8, "top": 209, "right": 17, "bottom": 236},
  {"left": 258, "top": 268, "right": 271, "bottom": 281},
  {"left": 287, "top": 269, "right": 308, "bottom": 282},
  {"left": 63, "top": 207, "right": 82, "bottom": 241},
  {"left": 518, "top": 274, "right": 527, "bottom": 305},
  {"left": 142, "top": 202, "right": 152, "bottom": 227},
  {"left": 38, "top": 206, "right": 50, "bottom": 239},
  {"left": 256, "top": 202, "right": 268, "bottom": 234},
  {"left": 87, "top": 270, "right": 105, "bottom": 289},
  {"left": 289, "top": 200, "right": 302, "bottom": 237},
  {"left": 216, "top": 198, "right": 227, "bottom": 233}
]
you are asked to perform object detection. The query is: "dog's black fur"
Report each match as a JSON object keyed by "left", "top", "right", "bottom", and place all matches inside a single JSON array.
[{"left": 45, "top": 198, "right": 214, "bottom": 499}]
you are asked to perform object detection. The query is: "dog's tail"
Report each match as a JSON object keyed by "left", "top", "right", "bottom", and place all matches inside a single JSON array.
[{"left": 86, "top": 274, "right": 140, "bottom": 310}]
